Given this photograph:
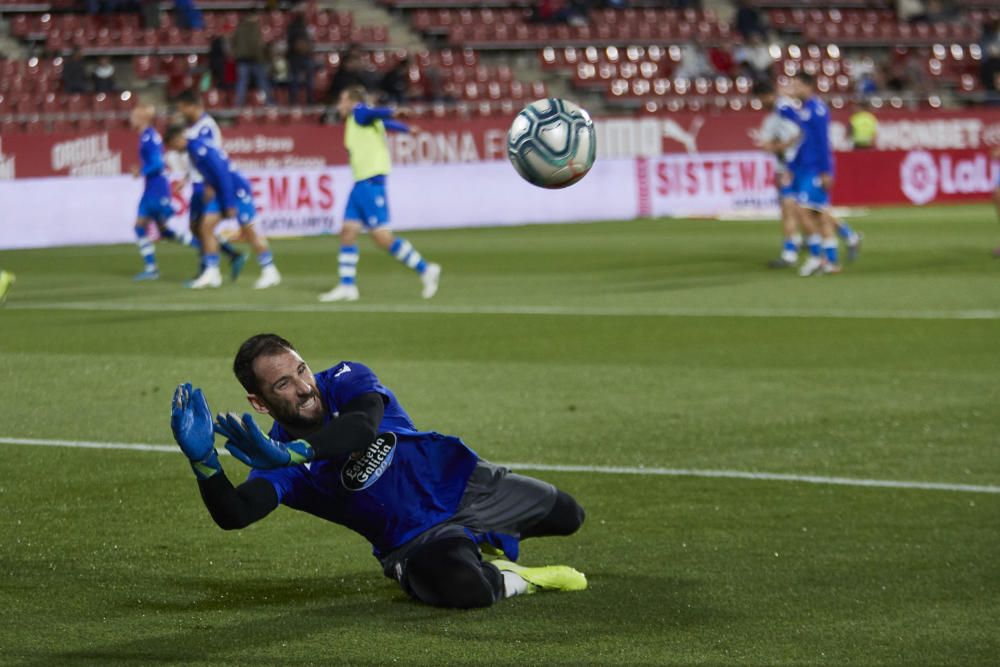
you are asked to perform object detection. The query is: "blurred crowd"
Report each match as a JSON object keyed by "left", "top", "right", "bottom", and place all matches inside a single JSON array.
[{"left": 30, "top": 0, "right": 1000, "bottom": 108}]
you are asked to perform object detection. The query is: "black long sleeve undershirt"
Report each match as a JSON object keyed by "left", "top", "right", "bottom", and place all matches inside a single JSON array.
[
  {"left": 196, "top": 391, "right": 386, "bottom": 530},
  {"left": 302, "top": 391, "right": 385, "bottom": 461}
]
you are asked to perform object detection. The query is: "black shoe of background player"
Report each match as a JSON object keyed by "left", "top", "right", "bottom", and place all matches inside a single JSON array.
[{"left": 768, "top": 258, "right": 796, "bottom": 269}]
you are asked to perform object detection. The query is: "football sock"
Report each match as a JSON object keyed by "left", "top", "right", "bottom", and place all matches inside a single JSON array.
[
  {"left": 257, "top": 250, "right": 274, "bottom": 268},
  {"left": 159, "top": 227, "right": 197, "bottom": 247},
  {"left": 203, "top": 253, "right": 221, "bottom": 270},
  {"left": 218, "top": 238, "right": 241, "bottom": 261},
  {"left": 781, "top": 237, "right": 799, "bottom": 262},
  {"left": 836, "top": 220, "right": 858, "bottom": 244},
  {"left": 822, "top": 238, "right": 839, "bottom": 265},
  {"left": 389, "top": 237, "right": 428, "bottom": 274},
  {"left": 501, "top": 571, "right": 530, "bottom": 598},
  {"left": 807, "top": 233, "right": 822, "bottom": 258},
  {"left": 135, "top": 225, "right": 156, "bottom": 270},
  {"left": 339, "top": 245, "right": 359, "bottom": 286}
]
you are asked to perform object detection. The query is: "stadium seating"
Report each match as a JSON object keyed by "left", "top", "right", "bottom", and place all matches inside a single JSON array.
[{"left": 0, "top": 0, "right": 997, "bottom": 132}]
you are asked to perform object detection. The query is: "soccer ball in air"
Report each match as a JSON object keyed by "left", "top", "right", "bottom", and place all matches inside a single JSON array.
[{"left": 506, "top": 98, "right": 597, "bottom": 189}]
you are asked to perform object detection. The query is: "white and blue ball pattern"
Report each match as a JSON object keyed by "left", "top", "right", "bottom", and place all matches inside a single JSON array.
[{"left": 506, "top": 98, "right": 597, "bottom": 189}]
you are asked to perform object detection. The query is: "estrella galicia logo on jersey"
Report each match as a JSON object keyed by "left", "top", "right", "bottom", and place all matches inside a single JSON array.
[{"left": 341, "top": 432, "right": 396, "bottom": 491}]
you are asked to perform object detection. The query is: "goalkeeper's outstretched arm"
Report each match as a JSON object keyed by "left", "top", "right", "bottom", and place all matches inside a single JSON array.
[
  {"left": 171, "top": 382, "right": 278, "bottom": 530},
  {"left": 197, "top": 474, "right": 278, "bottom": 531}
]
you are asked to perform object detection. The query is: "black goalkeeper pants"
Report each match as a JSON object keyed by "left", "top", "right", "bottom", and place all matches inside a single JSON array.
[{"left": 398, "top": 488, "right": 585, "bottom": 609}]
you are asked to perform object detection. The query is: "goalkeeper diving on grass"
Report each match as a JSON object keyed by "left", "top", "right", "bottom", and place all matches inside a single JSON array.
[{"left": 170, "top": 333, "right": 587, "bottom": 608}]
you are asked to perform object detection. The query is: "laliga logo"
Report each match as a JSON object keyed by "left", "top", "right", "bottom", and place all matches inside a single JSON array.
[{"left": 900, "top": 151, "right": 938, "bottom": 205}]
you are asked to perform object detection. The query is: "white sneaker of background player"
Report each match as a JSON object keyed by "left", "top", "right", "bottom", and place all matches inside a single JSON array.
[
  {"left": 253, "top": 264, "right": 281, "bottom": 290},
  {"left": 318, "top": 284, "right": 360, "bottom": 302},
  {"left": 421, "top": 263, "right": 441, "bottom": 299},
  {"left": 188, "top": 266, "right": 222, "bottom": 289},
  {"left": 798, "top": 256, "right": 824, "bottom": 277}
]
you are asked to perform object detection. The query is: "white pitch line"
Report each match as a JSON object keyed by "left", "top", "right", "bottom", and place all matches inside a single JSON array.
[
  {"left": 2, "top": 436, "right": 998, "bottom": 495},
  {"left": 6, "top": 300, "right": 1000, "bottom": 320}
]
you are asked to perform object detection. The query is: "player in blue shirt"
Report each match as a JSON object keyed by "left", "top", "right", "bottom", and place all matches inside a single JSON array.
[
  {"left": 779, "top": 73, "right": 861, "bottom": 276},
  {"left": 129, "top": 104, "right": 200, "bottom": 281},
  {"left": 164, "top": 126, "right": 281, "bottom": 290},
  {"left": 318, "top": 86, "right": 441, "bottom": 303},
  {"left": 170, "top": 333, "right": 587, "bottom": 608},
  {"left": 174, "top": 90, "right": 248, "bottom": 281}
]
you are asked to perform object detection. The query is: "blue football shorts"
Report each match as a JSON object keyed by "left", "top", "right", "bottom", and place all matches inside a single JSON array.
[
  {"left": 204, "top": 191, "right": 257, "bottom": 226},
  {"left": 345, "top": 178, "right": 390, "bottom": 228},
  {"left": 138, "top": 193, "right": 174, "bottom": 224},
  {"left": 791, "top": 170, "right": 831, "bottom": 211}
]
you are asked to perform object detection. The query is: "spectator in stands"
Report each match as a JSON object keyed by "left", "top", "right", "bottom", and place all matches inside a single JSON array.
[
  {"left": 708, "top": 47, "right": 735, "bottom": 77},
  {"left": 209, "top": 35, "right": 235, "bottom": 90},
  {"left": 286, "top": 8, "right": 316, "bottom": 105},
  {"left": 675, "top": 45, "right": 715, "bottom": 80},
  {"left": 980, "top": 21, "right": 1000, "bottom": 98},
  {"left": 379, "top": 57, "right": 411, "bottom": 105},
  {"left": 174, "top": 0, "right": 205, "bottom": 30},
  {"left": 62, "top": 49, "right": 90, "bottom": 94},
  {"left": 925, "top": 0, "right": 958, "bottom": 22},
  {"left": 232, "top": 13, "right": 274, "bottom": 106},
  {"left": 735, "top": 33, "right": 773, "bottom": 82},
  {"left": 139, "top": 0, "right": 161, "bottom": 29},
  {"left": 733, "top": 0, "right": 765, "bottom": 40},
  {"left": 92, "top": 56, "right": 116, "bottom": 93},
  {"left": 897, "top": 0, "right": 927, "bottom": 23},
  {"left": 269, "top": 42, "right": 290, "bottom": 96},
  {"left": 326, "top": 46, "right": 366, "bottom": 104}
]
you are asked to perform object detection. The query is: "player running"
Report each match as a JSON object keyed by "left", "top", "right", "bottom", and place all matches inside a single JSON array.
[
  {"left": 170, "top": 333, "right": 587, "bottom": 608},
  {"left": 752, "top": 81, "right": 810, "bottom": 269},
  {"left": 318, "top": 86, "right": 441, "bottom": 302},
  {"left": 164, "top": 126, "right": 281, "bottom": 289},
  {"left": 174, "top": 90, "right": 248, "bottom": 280},
  {"left": 778, "top": 74, "right": 862, "bottom": 276},
  {"left": 0, "top": 269, "right": 14, "bottom": 305},
  {"left": 129, "top": 103, "right": 199, "bottom": 281}
]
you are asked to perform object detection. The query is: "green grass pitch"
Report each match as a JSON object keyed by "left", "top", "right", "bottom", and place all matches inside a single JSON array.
[{"left": 0, "top": 204, "right": 998, "bottom": 665}]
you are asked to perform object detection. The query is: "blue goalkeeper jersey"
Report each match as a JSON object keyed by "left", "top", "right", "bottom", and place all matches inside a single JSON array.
[
  {"left": 186, "top": 137, "right": 252, "bottom": 212},
  {"left": 248, "top": 362, "right": 480, "bottom": 557},
  {"left": 139, "top": 127, "right": 170, "bottom": 201},
  {"left": 778, "top": 96, "right": 834, "bottom": 176}
]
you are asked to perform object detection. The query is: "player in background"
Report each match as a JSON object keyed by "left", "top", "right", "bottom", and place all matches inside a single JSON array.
[
  {"left": 752, "top": 81, "right": 810, "bottom": 269},
  {"left": 164, "top": 126, "right": 280, "bottom": 289},
  {"left": 778, "top": 73, "right": 862, "bottom": 276},
  {"left": 129, "top": 103, "right": 200, "bottom": 281},
  {"left": 174, "top": 90, "right": 248, "bottom": 280},
  {"left": 170, "top": 333, "right": 587, "bottom": 608},
  {"left": 318, "top": 86, "right": 441, "bottom": 302},
  {"left": 0, "top": 269, "right": 14, "bottom": 305}
]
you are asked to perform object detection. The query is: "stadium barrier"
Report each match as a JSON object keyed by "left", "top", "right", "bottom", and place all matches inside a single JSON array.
[{"left": 1, "top": 109, "right": 998, "bottom": 249}]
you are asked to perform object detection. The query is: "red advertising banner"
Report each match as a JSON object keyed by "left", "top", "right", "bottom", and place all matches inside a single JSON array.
[
  {"left": 834, "top": 148, "right": 999, "bottom": 207},
  {"left": 2, "top": 108, "right": 1000, "bottom": 209}
]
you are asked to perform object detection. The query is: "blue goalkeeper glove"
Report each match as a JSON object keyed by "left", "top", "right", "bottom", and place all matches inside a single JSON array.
[
  {"left": 213, "top": 412, "right": 313, "bottom": 470},
  {"left": 170, "top": 383, "right": 222, "bottom": 480}
]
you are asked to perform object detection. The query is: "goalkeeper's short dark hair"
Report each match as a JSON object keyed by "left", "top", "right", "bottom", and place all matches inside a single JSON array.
[{"left": 234, "top": 334, "right": 298, "bottom": 393}]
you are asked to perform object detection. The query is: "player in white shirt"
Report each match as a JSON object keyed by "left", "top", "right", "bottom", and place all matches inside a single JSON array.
[{"left": 752, "top": 81, "right": 814, "bottom": 269}]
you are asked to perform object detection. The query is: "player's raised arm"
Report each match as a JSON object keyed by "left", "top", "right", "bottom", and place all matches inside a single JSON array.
[
  {"left": 213, "top": 391, "right": 385, "bottom": 468},
  {"left": 170, "top": 383, "right": 278, "bottom": 530}
]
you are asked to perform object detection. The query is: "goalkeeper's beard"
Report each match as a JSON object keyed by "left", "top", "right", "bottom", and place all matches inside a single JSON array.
[{"left": 266, "top": 390, "right": 325, "bottom": 433}]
